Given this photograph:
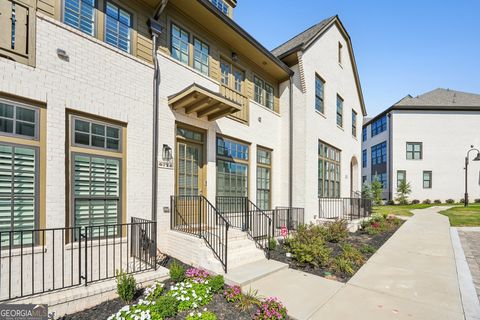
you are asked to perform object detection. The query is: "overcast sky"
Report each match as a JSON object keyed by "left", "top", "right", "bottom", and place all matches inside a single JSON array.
[{"left": 235, "top": 0, "right": 480, "bottom": 117}]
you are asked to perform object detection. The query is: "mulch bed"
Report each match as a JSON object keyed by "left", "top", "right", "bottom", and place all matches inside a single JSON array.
[{"left": 270, "top": 223, "right": 403, "bottom": 282}]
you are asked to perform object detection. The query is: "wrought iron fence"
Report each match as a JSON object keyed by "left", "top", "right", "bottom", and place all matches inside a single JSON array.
[
  {"left": 318, "top": 197, "right": 372, "bottom": 220},
  {"left": 171, "top": 196, "right": 229, "bottom": 272},
  {"left": 0, "top": 219, "right": 156, "bottom": 302},
  {"left": 269, "top": 207, "right": 305, "bottom": 237}
]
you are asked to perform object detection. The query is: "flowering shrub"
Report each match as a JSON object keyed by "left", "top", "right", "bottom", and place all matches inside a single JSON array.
[
  {"left": 107, "top": 299, "right": 157, "bottom": 320},
  {"left": 361, "top": 215, "right": 401, "bottom": 235},
  {"left": 254, "top": 297, "right": 288, "bottom": 320},
  {"left": 144, "top": 281, "right": 164, "bottom": 301},
  {"left": 224, "top": 285, "right": 242, "bottom": 303},
  {"left": 185, "top": 267, "right": 211, "bottom": 283},
  {"left": 167, "top": 279, "right": 213, "bottom": 311},
  {"left": 186, "top": 309, "right": 217, "bottom": 320}
]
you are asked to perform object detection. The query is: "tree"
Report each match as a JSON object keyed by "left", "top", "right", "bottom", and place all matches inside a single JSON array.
[
  {"left": 371, "top": 175, "right": 384, "bottom": 206},
  {"left": 395, "top": 180, "right": 412, "bottom": 205},
  {"left": 362, "top": 182, "right": 372, "bottom": 200}
]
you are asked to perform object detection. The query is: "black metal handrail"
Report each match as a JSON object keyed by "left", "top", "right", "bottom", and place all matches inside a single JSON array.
[
  {"left": 318, "top": 197, "right": 372, "bottom": 220},
  {"left": 171, "top": 196, "right": 229, "bottom": 272},
  {"left": 269, "top": 207, "right": 305, "bottom": 237},
  {"left": 216, "top": 196, "right": 272, "bottom": 258},
  {"left": 0, "top": 219, "right": 157, "bottom": 302}
]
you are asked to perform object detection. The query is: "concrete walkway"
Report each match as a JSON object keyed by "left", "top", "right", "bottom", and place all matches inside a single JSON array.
[{"left": 246, "top": 206, "right": 467, "bottom": 320}]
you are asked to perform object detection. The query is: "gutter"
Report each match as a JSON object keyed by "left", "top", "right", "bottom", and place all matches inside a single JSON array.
[{"left": 149, "top": 0, "right": 169, "bottom": 222}]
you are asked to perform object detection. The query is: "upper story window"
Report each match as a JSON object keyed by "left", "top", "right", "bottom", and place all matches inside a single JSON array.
[
  {"left": 105, "top": 2, "right": 132, "bottom": 53},
  {"left": 338, "top": 42, "right": 343, "bottom": 65},
  {"left": 64, "top": 0, "right": 96, "bottom": 36},
  {"left": 220, "top": 60, "right": 231, "bottom": 86},
  {"left": 210, "top": 0, "right": 229, "bottom": 15},
  {"left": 171, "top": 23, "right": 189, "bottom": 65},
  {"left": 397, "top": 170, "right": 406, "bottom": 187},
  {"left": 371, "top": 115, "right": 387, "bottom": 137},
  {"left": 362, "top": 127, "right": 367, "bottom": 142},
  {"left": 371, "top": 141, "right": 387, "bottom": 165},
  {"left": 336, "top": 95, "right": 343, "bottom": 127},
  {"left": 193, "top": 38, "right": 209, "bottom": 76},
  {"left": 220, "top": 60, "right": 244, "bottom": 94},
  {"left": 423, "top": 171, "right": 432, "bottom": 189},
  {"left": 0, "top": 99, "right": 38, "bottom": 139},
  {"left": 233, "top": 69, "right": 244, "bottom": 92},
  {"left": 406, "top": 142, "right": 422, "bottom": 160},
  {"left": 73, "top": 118, "right": 121, "bottom": 151},
  {"left": 352, "top": 110, "right": 357, "bottom": 137},
  {"left": 315, "top": 75, "right": 325, "bottom": 113},
  {"left": 254, "top": 76, "right": 275, "bottom": 110},
  {"left": 362, "top": 149, "right": 367, "bottom": 168}
]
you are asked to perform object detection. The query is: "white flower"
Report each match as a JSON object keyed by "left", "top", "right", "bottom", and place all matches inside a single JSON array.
[
  {"left": 203, "top": 308, "right": 207, "bottom": 312},
  {"left": 189, "top": 312, "right": 194, "bottom": 316}
]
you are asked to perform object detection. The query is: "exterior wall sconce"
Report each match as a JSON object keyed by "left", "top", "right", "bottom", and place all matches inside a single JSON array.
[
  {"left": 162, "top": 144, "right": 173, "bottom": 162},
  {"left": 231, "top": 52, "right": 238, "bottom": 62},
  {"left": 56, "top": 48, "right": 69, "bottom": 62}
]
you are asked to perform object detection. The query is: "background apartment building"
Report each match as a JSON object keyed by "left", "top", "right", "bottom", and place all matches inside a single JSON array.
[{"left": 362, "top": 88, "right": 480, "bottom": 202}]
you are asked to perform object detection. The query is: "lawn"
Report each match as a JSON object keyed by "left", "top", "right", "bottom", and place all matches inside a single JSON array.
[
  {"left": 373, "top": 204, "right": 448, "bottom": 217},
  {"left": 440, "top": 204, "right": 480, "bottom": 227}
]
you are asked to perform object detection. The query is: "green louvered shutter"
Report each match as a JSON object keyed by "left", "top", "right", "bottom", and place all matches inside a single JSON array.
[
  {"left": 0, "top": 144, "right": 36, "bottom": 247},
  {"left": 73, "top": 154, "right": 120, "bottom": 238}
]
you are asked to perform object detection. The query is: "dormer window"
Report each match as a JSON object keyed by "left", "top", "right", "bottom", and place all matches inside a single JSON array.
[{"left": 210, "top": 0, "right": 229, "bottom": 15}]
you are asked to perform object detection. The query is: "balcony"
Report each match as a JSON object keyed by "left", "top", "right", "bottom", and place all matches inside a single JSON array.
[
  {"left": 220, "top": 85, "right": 249, "bottom": 122},
  {"left": 0, "top": 0, "right": 36, "bottom": 66}
]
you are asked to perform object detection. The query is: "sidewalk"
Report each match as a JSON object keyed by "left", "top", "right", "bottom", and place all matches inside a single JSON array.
[{"left": 246, "top": 206, "right": 467, "bottom": 320}]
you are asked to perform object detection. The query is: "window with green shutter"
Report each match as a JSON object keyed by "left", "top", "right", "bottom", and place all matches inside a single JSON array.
[
  {"left": 0, "top": 144, "right": 37, "bottom": 247},
  {"left": 72, "top": 154, "right": 121, "bottom": 237}
]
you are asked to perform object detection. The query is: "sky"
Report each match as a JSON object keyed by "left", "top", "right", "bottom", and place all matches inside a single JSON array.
[{"left": 234, "top": 0, "right": 480, "bottom": 117}]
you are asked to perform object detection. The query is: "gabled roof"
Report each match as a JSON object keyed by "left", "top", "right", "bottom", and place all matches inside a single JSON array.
[
  {"left": 271, "top": 15, "right": 367, "bottom": 116},
  {"left": 363, "top": 88, "right": 480, "bottom": 127},
  {"left": 271, "top": 16, "right": 336, "bottom": 58}
]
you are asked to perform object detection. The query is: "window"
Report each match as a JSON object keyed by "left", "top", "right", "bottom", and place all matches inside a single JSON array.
[
  {"left": 72, "top": 154, "right": 121, "bottom": 235},
  {"left": 371, "top": 142, "right": 387, "bottom": 165},
  {"left": 64, "top": 0, "right": 95, "bottom": 36},
  {"left": 375, "top": 172, "right": 387, "bottom": 189},
  {"left": 254, "top": 76, "right": 275, "bottom": 110},
  {"left": 371, "top": 116, "right": 387, "bottom": 136},
  {"left": 0, "top": 100, "right": 38, "bottom": 138},
  {"left": 336, "top": 95, "right": 343, "bottom": 127},
  {"left": 315, "top": 75, "right": 325, "bottom": 113},
  {"left": 338, "top": 42, "right": 343, "bottom": 65},
  {"left": 220, "top": 60, "right": 231, "bottom": 86},
  {"left": 362, "top": 127, "right": 367, "bottom": 142},
  {"left": 171, "top": 23, "right": 189, "bottom": 65},
  {"left": 221, "top": 60, "right": 244, "bottom": 94},
  {"left": 362, "top": 176, "right": 367, "bottom": 184},
  {"left": 257, "top": 148, "right": 272, "bottom": 210},
  {"left": 216, "top": 137, "right": 249, "bottom": 197},
  {"left": 0, "top": 144, "right": 37, "bottom": 246},
  {"left": 105, "top": 2, "right": 131, "bottom": 53},
  {"left": 423, "top": 171, "right": 432, "bottom": 189},
  {"left": 406, "top": 142, "right": 422, "bottom": 160},
  {"left": 318, "top": 141, "right": 341, "bottom": 198},
  {"left": 209, "top": 0, "right": 229, "bottom": 15},
  {"left": 362, "top": 149, "right": 367, "bottom": 168},
  {"left": 73, "top": 118, "right": 121, "bottom": 151},
  {"left": 397, "top": 170, "right": 406, "bottom": 187},
  {"left": 352, "top": 110, "right": 357, "bottom": 137},
  {"left": 193, "top": 38, "right": 209, "bottom": 75},
  {"left": 233, "top": 68, "right": 244, "bottom": 93}
]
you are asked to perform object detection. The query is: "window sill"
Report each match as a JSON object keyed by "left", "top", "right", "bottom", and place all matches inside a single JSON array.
[
  {"left": 315, "top": 110, "right": 326, "bottom": 119},
  {"left": 337, "top": 125, "right": 344, "bottom": 131},
  {"left": 251, "top": 100, "right": 281, "bottom": 117}
]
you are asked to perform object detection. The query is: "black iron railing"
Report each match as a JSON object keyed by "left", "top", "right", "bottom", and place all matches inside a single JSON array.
[
  {"left": 171, "top": 196, "right": 229, "bottom": 272},
  {"left": 269, "top": 207, "right": 305, "bottom": 237},
  {"left": 216, "top": 196, "right": 272, "bottom": 257},
  {"left": 318, "top": 197, "right": 372, "bottom": 220},
  {"left": 0, "top": 219, "right": 157, "bottom": 302}
]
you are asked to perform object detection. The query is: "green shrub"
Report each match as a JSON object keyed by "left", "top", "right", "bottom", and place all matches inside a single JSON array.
[
  {"left": 186, "top": 311, "right": 217, "bottom": 320},
  {"left": 288, "top": 236, "right": 331, "bottom": 267},
  {"left": 236, "top": 287, "right": 261, "bottom": 312},
  {"left": 169, "top": 261, "right": 186, "bottom": 283},
  {"left": 167, "top": 280, "right": 212, "bottom": 311},
  {"left": 474, "top": 199, "right": 480, "bottom": 203},
  {"left": 434, "top": 199, "right": 442, "bottom": 204},
  {"left": 330, "top": 244, "right": 365, "bottom": 276},
  {"left": 115, "top": 270, "right": 137, "bottom": 304},
  {"left": 144, "top": 281, "right": 164, "bottom": 301},
  {"left": 330, "top": 256, "right": 355, "bottom": 275},
  {"left": 446, "top": 199, "right": 455, "bottom": 204},
  {"left": 460, "top": 198, "right": 465, "bottom": 203},
  {"left": 361, "top": 215, "right": 401, "bottom": 236},
  {"left": 224, "top": 285, "right": 242, "bottom": 303},
  {"left": 209, "top": 275, "right": 225, "bottom": 294},
  {"left": 152, "top": 295, "right": 179, "bottom": 318},
  {"left": 324, "top": 220, "right": 349, "bottom": 243},
  {"left": 411, "top": 199, "right": 420, "bottom": 204},
  {"left": 422, "top": 199, "right": 431, "bottom": 204},
  {"left": 254, "top": 297, "right": 287, "bottom": 320},
  {"left": 359, "top": 244, "right": 376, "bottom": 255},
  {"left": 268, "top": 237, "right": 277, "bottom": 250},
  {"left": 386, "top": 199, "right": 395, "bottom": 205},
  {"left": 395, "top": 180, "right": 412, "bottom": 205}
]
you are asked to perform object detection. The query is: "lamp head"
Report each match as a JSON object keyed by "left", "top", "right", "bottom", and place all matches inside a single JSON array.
[{"left": 473, "top": 152, "right": 480, "bottom": 161}]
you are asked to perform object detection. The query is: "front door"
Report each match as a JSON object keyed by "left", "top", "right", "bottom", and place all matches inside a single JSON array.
[{"left": 177, "top": 141, "right": 203, "bottom": 196}]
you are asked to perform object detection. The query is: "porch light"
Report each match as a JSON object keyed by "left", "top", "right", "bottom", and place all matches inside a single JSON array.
[
  {"left": 474, "top": 153, "right": 480, "bottom": 161},
  {"left": 162, "top": 144, "right": 173, "bottom": 162},
  {"left": 231, "top": 52, "right": 238, "bottom": 62}
]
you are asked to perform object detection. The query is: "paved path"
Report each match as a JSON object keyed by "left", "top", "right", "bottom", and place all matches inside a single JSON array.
[
  {"left": 246, "top": 206, "right": 467, "bottom": 320},
  {"left": 458, "top": 227, "right": 480, "bottom": 301}
]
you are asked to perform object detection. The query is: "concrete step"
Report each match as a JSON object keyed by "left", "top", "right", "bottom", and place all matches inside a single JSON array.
[{"left": 224, "top": 259, "right": 289, "bottom": 287}]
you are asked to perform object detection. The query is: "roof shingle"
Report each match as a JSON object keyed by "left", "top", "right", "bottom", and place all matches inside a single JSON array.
[{"left": 394, "top": 88, "right": 480, "bottom": 107}]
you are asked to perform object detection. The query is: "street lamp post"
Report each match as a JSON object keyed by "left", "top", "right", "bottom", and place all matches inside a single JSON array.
[{"left": 464, "top": 145, "right": 480, "bottom": 207}]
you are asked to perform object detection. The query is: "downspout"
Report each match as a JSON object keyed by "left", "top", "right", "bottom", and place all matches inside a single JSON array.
[
  {"left": 149, "top": 0, "right": 168, "bottom": 222},
  {"left": 289, "top": 75, "right": 294, "bottom": 209},
  {"left": 388, "top": 113, "right": 393, "bottom": 201}
]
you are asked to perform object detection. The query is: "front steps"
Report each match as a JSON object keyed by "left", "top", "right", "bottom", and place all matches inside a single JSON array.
[{"left": 224, "top": 259, "right": 289, "bottom": 288}]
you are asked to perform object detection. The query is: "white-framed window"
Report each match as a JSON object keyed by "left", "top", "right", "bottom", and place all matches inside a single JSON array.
[
  {"left": 257, "top": 148, "right": 272, "bottom": 210},
  {"left": 64, "top": 0, "right": 96, "bottom": 36},
  {"left": 220, "top": 60, "right": 231, "bottom": 86},
  {"left": 193, "top": 38, "right": 209, "bottom": 76},
  {"left": 397, "top": 170, "right": 406, "bottom": 187},
  {"left": 315, "top": 75, "right": 325, "bottom": 113},
  {"left": 423, "top": 171, "right": 432, "bottom": 189},
  {"left": 216, "top": 137, "right": 249, "bottom": 197},
  {"left": 170, "top": 23, "right": 189, "bottom": 65},
  {"left": 104, "top": 1, "right": 132, "bottom": 53},
  {"left": 318, "top": 141, "right": 341, "bottom": 198},
  {"left": 406, "top": 142, "right": 422, "bottom": 160},
  {"left": 254, "top": 76, "right": 275, "bottom": 110},
  {"left": 209, "top": 0, "right": 229, "bottom": 15},
  {"left": 73, "top": 118, "right": 121, "bottom": 152},
  {"left": 0, "top": 99, "right": 38, "bottom": 139}
]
